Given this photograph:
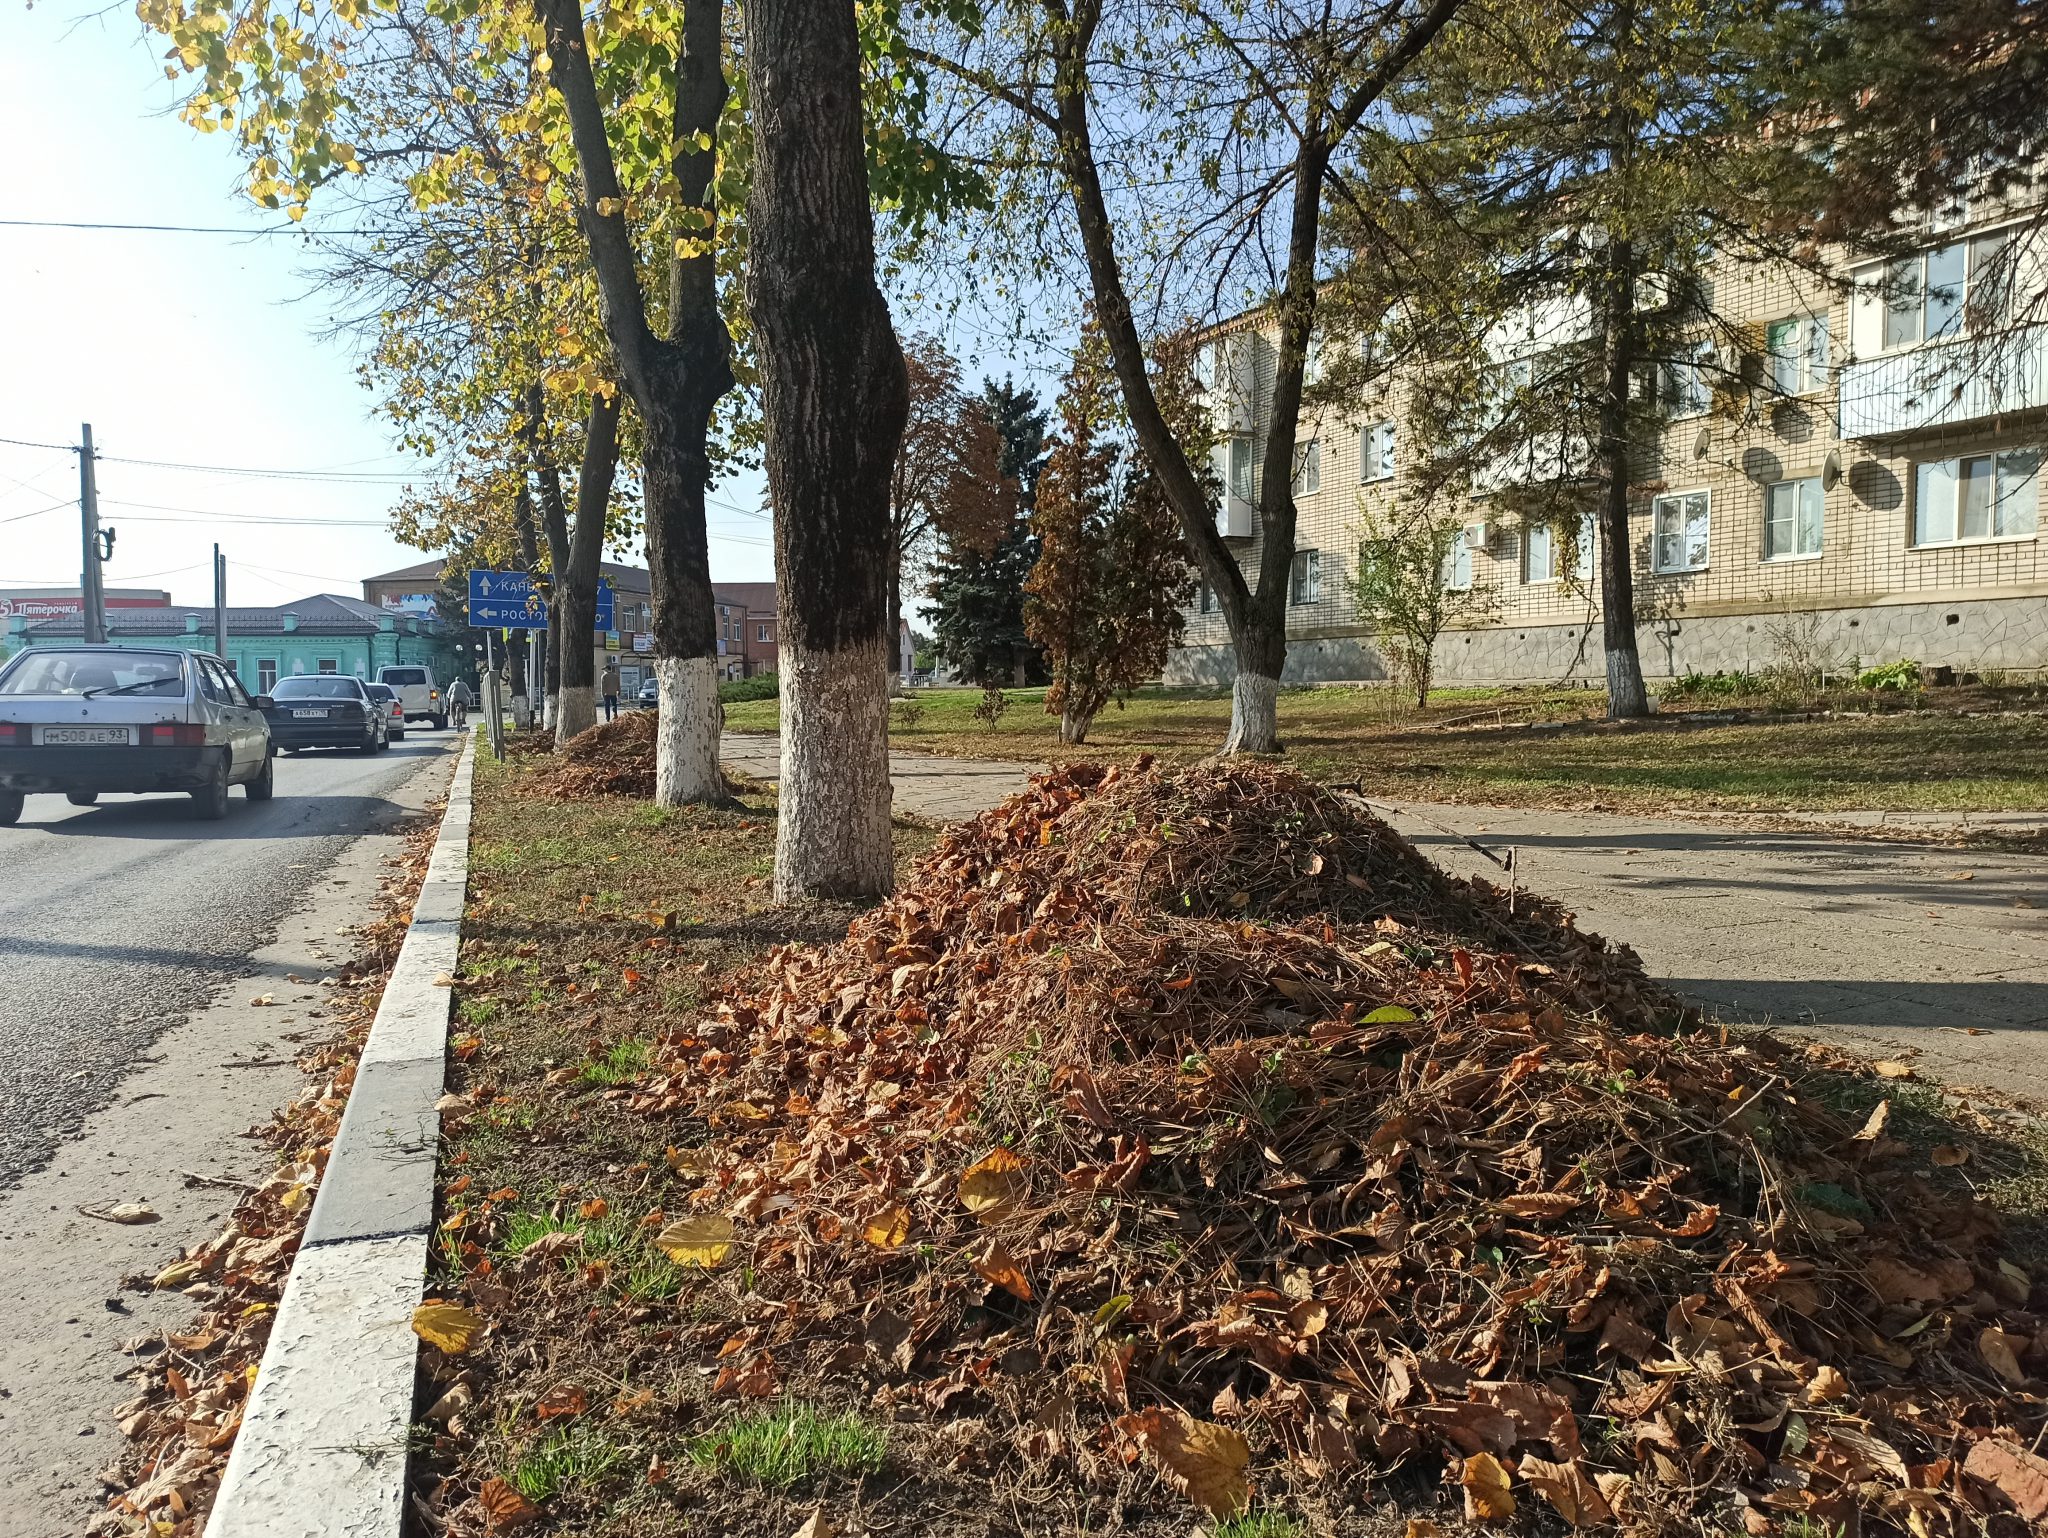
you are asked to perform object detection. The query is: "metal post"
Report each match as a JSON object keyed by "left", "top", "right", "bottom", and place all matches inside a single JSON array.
[
  {"left": 79, "top": 424, "right": 106, "bottom": 644},
  {"left": 213, "top": 544, "right": 228, "bottom": 665}
]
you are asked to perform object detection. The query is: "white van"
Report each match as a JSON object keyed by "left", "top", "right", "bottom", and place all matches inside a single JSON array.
[{"left": 376, "top": 664, "right": 445, "bottom": 729}]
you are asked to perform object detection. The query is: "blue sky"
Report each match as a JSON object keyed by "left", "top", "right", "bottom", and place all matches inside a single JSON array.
[{"left": 0, "top": 3, "right": 783, "bottom": 608}]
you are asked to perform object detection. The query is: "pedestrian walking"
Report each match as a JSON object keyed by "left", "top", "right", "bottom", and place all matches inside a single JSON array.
[{"left": 601, "top": 659, "right": 621, "bottom": 722}]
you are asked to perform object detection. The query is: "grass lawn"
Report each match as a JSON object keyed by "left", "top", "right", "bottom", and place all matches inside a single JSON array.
[{"left": 726, "top": 683, "right": 2048, "bottom": 814}]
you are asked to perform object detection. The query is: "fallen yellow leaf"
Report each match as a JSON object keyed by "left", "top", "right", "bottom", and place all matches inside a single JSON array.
[
  {"left": 1874, "top": 1060, "right": 1915, "bottom": 1079},
  {"left": 958, "top": 1147, "right": 1028, "bottom": 1218},
  {"left": 863, "top": 1204, "right": 911, "bottom": 1249},
  {"left": 411, "top": 1301, "right": 484, "bottom": 1354},
  {"left": 1461, "top": 1451, "right": 1516, "bottom": 1523},
  {"left": 655, "top": 1215, "right": 735, "bottom": 1269},
  {"left": 1120, "top": 1406, "right": 1249, "bottom": 1517},
  {"left": 972, "top": 1241, "right": 1033, "bottom": 1301}
]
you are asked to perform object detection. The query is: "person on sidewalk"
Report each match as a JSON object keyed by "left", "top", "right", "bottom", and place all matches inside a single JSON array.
[{"left": 601, "top": 659, "right": 621, "bottom": 722}]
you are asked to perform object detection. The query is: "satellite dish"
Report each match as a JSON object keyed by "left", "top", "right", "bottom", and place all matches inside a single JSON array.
[
  {"left": 1692, "top": 425, "right": 1711, "bottom": 461},
  {"left": 1822, "top": 448, "right": 1843, "bottom": 491}
]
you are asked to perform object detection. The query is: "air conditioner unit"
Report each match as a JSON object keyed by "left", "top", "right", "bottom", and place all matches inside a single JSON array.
[{"left": 1463, "top": 522, "right": 1490, "bottom": 549}]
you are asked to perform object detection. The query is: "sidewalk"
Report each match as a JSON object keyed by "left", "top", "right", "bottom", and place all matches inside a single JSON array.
[{"left": 722, "top": 733, "right": 2048, "bottom": 1099}]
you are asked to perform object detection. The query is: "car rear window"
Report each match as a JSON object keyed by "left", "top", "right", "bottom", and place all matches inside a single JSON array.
[
  {"left": 381, "top": 668, "right": 428, "bottom": 686},
  {"left": 364, "top": 684, "right": 395, "bottom": 701},
  {"left": 273, "top": 677, "right": 363, "bottom": 700},
  {"left": 0, "top": 650, "right": 187, "bottom": 697}
]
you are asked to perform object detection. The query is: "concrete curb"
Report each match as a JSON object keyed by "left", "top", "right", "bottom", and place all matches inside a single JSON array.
[{"left": 207, "top": 740, "right": 474, "bottom": 1538}]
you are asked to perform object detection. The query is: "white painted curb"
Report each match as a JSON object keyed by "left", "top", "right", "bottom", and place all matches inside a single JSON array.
[{"left": 206, "top": 739, "right": 474, "bottom": 1538}]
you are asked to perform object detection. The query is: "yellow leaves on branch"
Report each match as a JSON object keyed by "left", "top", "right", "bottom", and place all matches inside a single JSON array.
[{"left": 1118, "top": 1407, "right": 1250, "bottom": 1517}]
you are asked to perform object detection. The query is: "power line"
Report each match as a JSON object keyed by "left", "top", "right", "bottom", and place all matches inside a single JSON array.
[
  {"left": 0, "top": 217, "right": 351, "bottom": 237},
  {"left": 0, "top": 497, "right": 77, "bottom": 526}
]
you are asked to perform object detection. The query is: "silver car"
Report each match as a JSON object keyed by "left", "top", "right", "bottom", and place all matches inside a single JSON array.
[{"left": 0, "top": 645, "right": 275, "bottom": 825}]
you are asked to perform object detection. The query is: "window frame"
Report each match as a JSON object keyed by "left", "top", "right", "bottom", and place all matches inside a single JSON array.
[
  {"left": 1443, "top": 531, "right": 1476, "bottom": 591},
  {"left": 1911, "top": 447, "right": 2042, "bottom": 547},
  {"left": 1358, "top": 420, "right": 1396, "bottom": 485},
  {"left": 1660, "top": 339, "right": 1714, "bottom": 418},
  {"left": 1293, "top": 438, "right": 1321, "bottom": 498},
  {"left": 1853, "top": 225, "right": 2021, "bottom": 356},
  {"left": 1289, "top": 548, "right": 1322, "bottom": 606},
  {"left": 256, "top": 658, "right": 278, "bottom": 694},
  {"left": 1764, "top": 314, "right": 1830, "bottom": 397},
  {"left": 1650, "top": 488, "right": 1712, "bottom": 575},
  {"left": 1762, "top": 475, "right": 1826, "bottom": 562},
  {"left": 1522, "top": 521, "right": 1558, "bottom": 584},
  {"left": 317, "top": 658, "right": 339, "bottom": 674}
]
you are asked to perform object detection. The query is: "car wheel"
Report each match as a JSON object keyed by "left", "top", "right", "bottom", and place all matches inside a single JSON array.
[
  {"left": 66, "top": 791, "right": 98, "bottom": 807},
  {"left": 190, "top": 756, "right": 231, "bottom": 820},
  {"left": 359, "top": 727, "right": 380, "bottom": 756},
  {"left": 246, "top": 752, "right": 275, "bottom": 802},
  {"left": 432, "top": 714, "right": 447, "bottom": 731},
  {"left": 0, "top": 789, "right": 22, "bottom": 827}
]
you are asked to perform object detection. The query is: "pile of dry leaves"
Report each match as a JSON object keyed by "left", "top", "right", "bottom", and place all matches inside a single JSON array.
[
  {"left": 621, "top": 759, "right": 2046, "bottom": 1533},
  {"left": 90, "top": 816, "right": 442, "bottom": 1537},
  {"left": 528, "top": 711, "right": 660, "bottom": 800}
]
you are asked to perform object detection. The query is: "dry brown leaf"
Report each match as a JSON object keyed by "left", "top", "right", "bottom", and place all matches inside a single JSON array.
[
  {"left": 1804, "top": 1364, "right": 1850, "bottom": 1403},
  {"left": 790, "top": 1510, "right": 837, "bottom": 1538},
  {"left": 1403, "top": 1522, "right": 1444, "bottom": 1538},
  {"left": 958, "top": 1147, "right": 1028, "bottom": 1218},
  {"left": 478, "top": 1476, "right": 539, "bottom": 1530},
  {"left": 1518, "top": 1455, "right": 1612, "bottom": 1527},
  {"left": 1852, "top": 1099, "right": 1891, "bottom": 1141},
  {"left": 1461, "top": 1451, "right": 1516, "bottom": 1522},
  {"left": 971, "top": 1242, "right": 1033, "bottom": 1301},
  {"left": 863, "top": 1204, "right": 911, "bottom": 1249},
  {"left": 1979, "top": 1326, "right": 2030, "bottom": 1386},
  {"left": 1495, "top": 1192, "right": 1580, "bottom": 1220},
  {"left": 1119, "top": 1406, "right": 1250, "bottom": 1517},
  {"left": 1964, "top": 1437, "right": 2048, "bottom": 1521},
  {"left": 1874, "top": 1060, "right": 1915, "bottom": 1079},
  {"left": 654, "top": 1215, "right": 734, "bottom": 1269},
  {"left": 534, "top": 1383, "right": 590, "bottom": 1421},
  {"left": 411, "top": 1301, "right": 484, "bottom": 1354},
  {"left": 1931, "top": 1144, "right": 1971, "bottom": 1167}
]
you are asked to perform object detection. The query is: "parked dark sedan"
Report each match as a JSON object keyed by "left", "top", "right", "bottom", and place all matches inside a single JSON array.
[{"left": 262, "top": 675, "right": 388, "bottom": 754}]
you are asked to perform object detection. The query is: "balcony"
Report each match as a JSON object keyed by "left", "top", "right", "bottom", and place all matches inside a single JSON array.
[
  {"left": 1469, "top": 431, "right": 1594, "bottom": 496},
  {"left": 1838, "top": 324, "right": 2048, "bottom": 439}
]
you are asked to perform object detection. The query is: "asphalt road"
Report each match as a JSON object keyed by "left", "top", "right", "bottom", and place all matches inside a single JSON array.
[{"left": 0, "top": 732, "right": 457, "bottom": 1191}]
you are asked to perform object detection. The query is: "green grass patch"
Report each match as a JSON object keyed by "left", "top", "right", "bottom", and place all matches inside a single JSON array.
[
  {"left": 687, "top": 1404, "right": 887, "bottom": 1488},
  {"left": 578, "top": 1036, "right": 650, "bottom": 1087},
  {"left": 1213, "top": 1514, "right": 1307, "bottom": 1538},
  {"left": 507, "top": 1425, "right": 627, "bottom": 1502}
]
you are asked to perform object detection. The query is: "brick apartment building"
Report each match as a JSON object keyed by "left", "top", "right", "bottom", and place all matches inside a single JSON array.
[{"left": 1171, "top": 189, "right": 2048, "bottom": 687}]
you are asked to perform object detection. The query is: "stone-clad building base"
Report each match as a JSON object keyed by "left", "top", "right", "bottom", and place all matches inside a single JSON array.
[{"left": 1163, "top": 596, "right": 2048, "bottom": 688}]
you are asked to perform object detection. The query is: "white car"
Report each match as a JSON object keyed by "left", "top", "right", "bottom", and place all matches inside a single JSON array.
[
  {"left": 377, "top": 664, "right": 446, "bottom": 729},
  {"left": 0, "top": 645, "right": 275, "bottom": 824}
]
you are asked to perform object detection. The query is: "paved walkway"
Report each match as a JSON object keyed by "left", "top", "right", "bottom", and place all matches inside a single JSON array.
[{"left": 720, "top": 734, "right": 2048, "bottom": 1099}]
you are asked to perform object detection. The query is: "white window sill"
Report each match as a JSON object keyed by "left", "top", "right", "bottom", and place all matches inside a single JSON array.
[
  {"left": 1359, "top": 477, "right": 1395, "bottom": 488},
  {"left": 1650, "top": 565, "right": 1709, "bottom": 577},
  {"left": 1910, "top": 533, "right": 2039, "bottom": 551},
  {"left": 1522, "top": 576, "right": 1558, "bottom": 586},
  {"left": 1761, "top": 552, "right": 1824, "bottom": 564}
]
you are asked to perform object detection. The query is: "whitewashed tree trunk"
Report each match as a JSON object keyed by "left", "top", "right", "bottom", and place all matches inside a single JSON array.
[
  {"left": 1223, "top": 670, "right": 1281, "bottom": 754},
  {"left": 776, "top": 637, "right": 892, "bottom": 903},
  {"left": 554, "top": 684, "right": 598, "bottom": 745},
  {"left": 654, "top": 655, "right": 724, "bottom": 805}
]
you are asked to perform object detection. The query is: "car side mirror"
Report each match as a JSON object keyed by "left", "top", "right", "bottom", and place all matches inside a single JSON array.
[{"left": 252, "top": 696, "right": 275, "bottom": 710}]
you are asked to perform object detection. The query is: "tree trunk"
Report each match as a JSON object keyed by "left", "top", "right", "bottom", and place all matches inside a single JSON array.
[
  {"left": 887, "top": 548, "right": 904, "bottom": 688},
  {"left": 744, "top": 0, "right": 907, "bottom": 902},
  {"left": 553, "top": 393, "right": 621, "bottom": 746},
  {"left": 1058, "top": 704, "right": 1092, "bottom": 745},
  {"left": 1222, "top": 619, "right": 1284, "bottom": 753},
  {"left": 535, "top": 0, "right": 734, "bottom": 802},
  {"left": 1597, "top": 239, "right": 1651, "bottom": 719}
]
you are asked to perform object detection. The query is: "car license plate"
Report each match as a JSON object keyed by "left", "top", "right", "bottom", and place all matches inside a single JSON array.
[
  {"left": 292, "top": 709, "right": 330, "bottom": 719},
  {"left": 39, "top": 726, "right": 131, "bottom": 746}
]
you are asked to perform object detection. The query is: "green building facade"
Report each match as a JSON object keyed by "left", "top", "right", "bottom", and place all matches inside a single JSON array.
[{"left": 3, "top": 594, "right": 465, "bottom": 693}]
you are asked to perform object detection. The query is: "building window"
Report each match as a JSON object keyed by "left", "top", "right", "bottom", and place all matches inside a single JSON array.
[
  {"left": 1855, "top": 231, "right": 2014, "bottom": 354},
  {"left": 1765, "top": 315, "right": 1829, "bottom": 395},
  {"left": 256, "top": 659, "right": 278, "bottom": 692},
  {"left": 756, "top": 622, "right": 770, "bottom": 643},
  {"left": 1764, "top": 476, "right": 1825, "bottom": 560},
  {"left": 1661, "top": 339, "right": 1712, "bottom": 417},
  {"left": 1292, "top": 439, "right": 1321, "bottom": 497},
  {"left": 1651, "top": 490, "right": 1711, "bottom": 573},
  {"left": 1227, "top": 436, "right": 1255, "bottom": 502},
  {"left": 1289, "top": 549, "right": 1321, "bottom": 605},
  {"left": 317, "top": 658, "right": 339, "bottom": 673},
  {"left": 1573, "top": 519, "right": 1597, "bottom": 582},
  {"left": 1443, "top": 531, "right": 1476, "bottom": 591},
  {"left": 1359, "top": 420, "right": 1396, "bottom": 484},
  {"left": 1913, "top": 449, "right": 2040, "bottom": 545},
  {"left": 1522, "top": 521, "right": 1556, "bottom": 583},
  {"left": 1197, "top": 581, "right": 1214, "bottom": 614}
]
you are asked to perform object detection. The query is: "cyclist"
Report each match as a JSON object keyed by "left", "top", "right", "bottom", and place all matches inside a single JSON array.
[{"left": 446, "top": 675, "right": 473, "bottom": 730}]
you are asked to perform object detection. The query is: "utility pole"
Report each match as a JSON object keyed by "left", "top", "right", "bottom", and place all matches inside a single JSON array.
[
  {"left": 78, "top": 423, "right": 107, "bottom": 644},
  {"left": 213, "top": 544, "right": 228, "bottom": 665}
]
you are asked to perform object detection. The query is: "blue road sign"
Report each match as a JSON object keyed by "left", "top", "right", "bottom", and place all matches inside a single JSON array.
[{"left": 466, "top": 571, "right": 614, "bottom": 630}]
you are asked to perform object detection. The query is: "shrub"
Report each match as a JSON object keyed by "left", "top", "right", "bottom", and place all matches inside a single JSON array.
[
  {"left": 1857, "top": 659, "right": 1922, "bottom": 692},
  {"left": 974, "top": 685, "right": 1010, "bottom": 731},
  {"left": 889, "top": 694, "right": 927, "bottom": 731},
  {"left": 719, "top": 672, "right": 779, "bottom": 704},
  {"left": 1665, "top": 669, "right": 1759, "bottom": 700}
]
